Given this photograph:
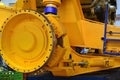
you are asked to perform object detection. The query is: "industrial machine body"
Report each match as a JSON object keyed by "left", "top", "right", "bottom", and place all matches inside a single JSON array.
[{"left": 1, "top": 0, "right": 120, "bottom": 77}]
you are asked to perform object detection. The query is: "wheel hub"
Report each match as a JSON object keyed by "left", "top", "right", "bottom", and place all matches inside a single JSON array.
[{"left": 1, "top": 10, "right": 55, "bottom": 73}]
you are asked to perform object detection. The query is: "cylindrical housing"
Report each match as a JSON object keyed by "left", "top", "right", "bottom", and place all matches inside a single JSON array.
[
  {"left": 43, "top": 0, "right": 61, "bottom": 14},
  {"left": 43, "top": 0, "right": 61, "bottom": 6}
]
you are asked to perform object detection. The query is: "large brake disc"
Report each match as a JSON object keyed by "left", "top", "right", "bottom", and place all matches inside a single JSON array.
[{"left": 1, "top": 10, "right": 56, "bottom": 73}]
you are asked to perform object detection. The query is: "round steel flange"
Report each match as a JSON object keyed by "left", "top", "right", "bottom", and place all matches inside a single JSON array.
[{"left": 1, "top": 10, "right": 55, "bottom": 73}]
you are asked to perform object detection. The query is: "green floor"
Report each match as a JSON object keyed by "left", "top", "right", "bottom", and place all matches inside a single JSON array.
[{"left": 0, "top": 71, "right": 23, "bottom": 80}]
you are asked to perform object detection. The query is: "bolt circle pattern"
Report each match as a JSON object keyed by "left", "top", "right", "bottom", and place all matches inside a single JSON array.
[{"left": 1, "top": 10, "right": 56, "bottom": 73}]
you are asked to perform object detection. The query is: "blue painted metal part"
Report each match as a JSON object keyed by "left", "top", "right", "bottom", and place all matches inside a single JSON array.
[
  {"left": 106, "top": 32, "right": 120, "bottom": 34},
  {"left": 103, "top": 3, "right": 109, "bottom": 53},
  {"left": 44, "top": 6, "right": 57, "bottom": 15},
  {"left": 104, "top": 52, "right": 120, "bottom": 56},
  {"left": 103, "top": 3, "right": 120, "bottom": 55},
  {"left": 106, "top": 38, "right": 120, "bottom": 41}
]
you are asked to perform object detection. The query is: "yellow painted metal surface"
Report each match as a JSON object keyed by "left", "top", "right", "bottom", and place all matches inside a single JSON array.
[
  {"left": 43, "top": 0, "right": 61, "bottom": 6},
  {"left": 1, "top": 0, "right": 120, "bottom": 77},
  {"left": 0, "top": 5, "right": 15, "bottom": 51},
  {"left": 13, "top": 0, "right": 36, "bottom": 10},
  {"left": 1, "top": 10, "right": 56, "bottom": 73}
]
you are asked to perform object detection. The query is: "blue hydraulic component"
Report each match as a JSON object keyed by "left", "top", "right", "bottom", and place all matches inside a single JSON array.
[
  {"left": 103, "top": 2, "right": 120, "bottom": 56},
  {"left": 44, "top": 6, "right": 57, "bottom": 14}
]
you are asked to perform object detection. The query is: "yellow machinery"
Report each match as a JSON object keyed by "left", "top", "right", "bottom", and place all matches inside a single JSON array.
[{"left": 1, "top": 0, "right": 120, "bottom": 76}]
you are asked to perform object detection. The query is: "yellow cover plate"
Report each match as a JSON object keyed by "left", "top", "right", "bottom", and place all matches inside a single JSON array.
[{"left": 1, "top": 10, "right": 55, "bottom": 73}]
